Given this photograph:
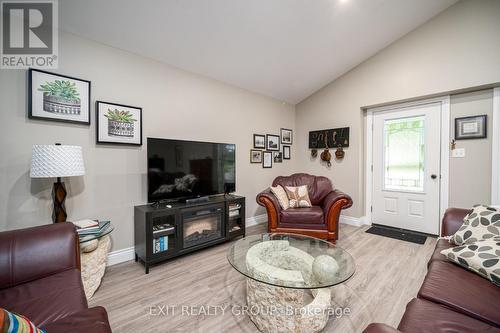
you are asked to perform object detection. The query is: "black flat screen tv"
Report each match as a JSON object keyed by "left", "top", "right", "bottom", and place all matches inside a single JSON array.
[{"left": 147, "top": 138, "right": 236, "bottom": 203}]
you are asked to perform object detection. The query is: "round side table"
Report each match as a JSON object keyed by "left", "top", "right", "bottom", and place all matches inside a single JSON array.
[{"left": 79, "top": 223, "right": 114, "bottom": 299}]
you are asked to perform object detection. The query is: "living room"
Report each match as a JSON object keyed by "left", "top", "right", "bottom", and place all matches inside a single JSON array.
[{"left": 1, "top": 0, "right": 499, "bottom": 332}]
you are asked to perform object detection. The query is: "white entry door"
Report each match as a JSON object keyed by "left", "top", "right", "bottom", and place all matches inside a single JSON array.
[{"left": 372, "top": 102, "right": 441, "bottom": 235}]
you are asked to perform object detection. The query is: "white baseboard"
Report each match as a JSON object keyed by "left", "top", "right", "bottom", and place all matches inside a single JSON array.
[
  {"left": 106, "top": 214, "right": 367, "bottom": 266},
  {"left": 246, "top": 213, "right": 268, "bottom": 227},
  {"left": 339, "top": 215, "right": 370, "bottom": 227},
  {"left": 107, "top": 246, "right": 135, "bottom": 266}
]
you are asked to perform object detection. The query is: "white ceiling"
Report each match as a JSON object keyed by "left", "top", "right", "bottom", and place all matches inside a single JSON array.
[{"left": 60, "top": 0, "right": 457, "bottom": 104}]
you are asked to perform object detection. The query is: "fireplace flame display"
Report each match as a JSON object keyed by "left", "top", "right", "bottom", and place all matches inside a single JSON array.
[{"left": 183, "top": 213, "right": 222, "bottom": 248}]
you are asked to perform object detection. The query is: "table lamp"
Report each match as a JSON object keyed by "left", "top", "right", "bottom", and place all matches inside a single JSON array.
[{"left": 30, "top": 143, "right": 85, "bottom": 223}]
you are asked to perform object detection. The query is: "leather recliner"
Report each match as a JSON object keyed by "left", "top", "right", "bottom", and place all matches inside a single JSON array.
[{"left": 256, "top": 173, "right": 353, "bottom": 241}]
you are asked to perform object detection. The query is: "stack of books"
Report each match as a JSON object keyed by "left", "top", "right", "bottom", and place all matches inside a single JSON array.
[
  {"left": 153, "top": 235, "right": 169, "bottom": 253},
  {"left": 72, "top": 219, "right": 111, "bottom": 236}
]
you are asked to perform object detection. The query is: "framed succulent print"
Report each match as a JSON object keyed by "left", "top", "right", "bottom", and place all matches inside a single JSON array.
[
  {"left": 28, "top": 68, "right": 91, "bottom": 124},
  {"left": 96, "top": 101, "right": 142, "bottom": 145}
]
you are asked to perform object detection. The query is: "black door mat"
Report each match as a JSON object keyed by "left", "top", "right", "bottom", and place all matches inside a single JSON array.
[{"left": 366, "top": 225, "right": 427, "bottom": 244}]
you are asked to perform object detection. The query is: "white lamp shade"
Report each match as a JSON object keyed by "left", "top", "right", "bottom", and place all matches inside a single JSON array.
[{"left": 30, "top": 145, "right": 85, "bottom": 178}]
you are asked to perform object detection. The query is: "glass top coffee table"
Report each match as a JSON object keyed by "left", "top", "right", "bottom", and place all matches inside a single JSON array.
[{"left": 227, "top": 233, "right": 355, "bottom": 333}]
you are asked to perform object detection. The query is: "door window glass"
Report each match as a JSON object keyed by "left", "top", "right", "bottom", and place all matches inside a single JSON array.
[{"left": 384, "top": 116, "right": 425, "bottom": 192}]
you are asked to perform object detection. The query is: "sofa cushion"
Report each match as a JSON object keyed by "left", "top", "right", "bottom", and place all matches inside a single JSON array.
[
  {"left": 0, "top": 269, "right": 87, "bottom": 327},
  {"left": 428, "top": 239, "right": 455, "bottom": 266},
  {"left": 280, "top": 206, "right": 324, "bottom": 225},
  {"left": 284, "top": 185, "right": 312, "bottom": 208},
  {"left": 418, "top": 261, "right": 500, "bottom": 326},
  {"left": 398, "top": 298, "right": 499, "bottom": 333},
  {"left": 441, "top": 237, "right": 500, "bottom": 286},
  {"left": 41, "top": 306, "right": 112, "bottom": 333},
  {"left": 453, "top": 204, "right": 500, "bottom": 245}
]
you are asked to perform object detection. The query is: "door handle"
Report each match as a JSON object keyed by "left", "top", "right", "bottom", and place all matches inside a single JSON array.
[{"left": 431, "top": 174, "right": 437, "bottom": 179}]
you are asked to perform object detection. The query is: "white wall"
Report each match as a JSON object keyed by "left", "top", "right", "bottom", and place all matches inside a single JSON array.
[
  {"left": 295, "top": 0, "right": 500, "bottom": 218},
  {"left": 449, "top": 90, "right": 493, "bottom": 208},
  {"left": 0, "top": 32, "right": 295, "bottom": 252}
]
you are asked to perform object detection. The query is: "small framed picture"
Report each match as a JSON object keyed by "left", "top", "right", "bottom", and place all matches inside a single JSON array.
[
  {"left": 250, "top": 149, "right": 262, "bottom": 163},
  {"left": 266, "top": 134, "right": 280, "bottom": 151},
  {"left": 96, "top": 101, "right": 143, "bottom": 145},
  {"left": 29, "top": 68, "right": 91, "bottom": 125},
  {"left": 283, "top": 145, "right": 291, "bottom": 160},
  {"left": 253, "top": 134, "right": 266, "bottom": 149},
  {"left": 273, "top": 152, "right": 283, "bottom": 163},
  {"left": 281, "top": 128, "right": 293, "bottom": 144},
  {"left": 455, "top": 115, "right": 487, "bottom": 140},
  {"left": 263, "top": 151, "right": 273, "bottom": 168}
]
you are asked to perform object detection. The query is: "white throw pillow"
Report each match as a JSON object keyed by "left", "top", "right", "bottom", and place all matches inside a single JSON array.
[
  {"left": 284, "top": 185, "right": 312, "bottom": 208},
  {"left": 441, "top": 237, "right": 500, "bottom": 286},
  {"left": 452, "top": 204, "right": 500, "bottom": 245},
  {"left": 270, "top": 185, "right": 290, "bottom": 210}
]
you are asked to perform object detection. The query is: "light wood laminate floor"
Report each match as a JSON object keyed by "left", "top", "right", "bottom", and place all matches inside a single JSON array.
[{"left": 90, "top": 224, "right": 437, "bottom": 332}]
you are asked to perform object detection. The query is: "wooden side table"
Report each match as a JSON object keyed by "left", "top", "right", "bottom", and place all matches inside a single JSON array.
[{"left": 79, "top": 223, "right": 114, "bottom": 299}]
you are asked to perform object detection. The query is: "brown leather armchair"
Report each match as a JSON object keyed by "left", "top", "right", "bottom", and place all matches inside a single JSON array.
[
  {"left": 0, "top": 223, "right": 112, "bottom": 332},
  {"left": 256, "top": 173, "right": 353, "bottom": 241}
]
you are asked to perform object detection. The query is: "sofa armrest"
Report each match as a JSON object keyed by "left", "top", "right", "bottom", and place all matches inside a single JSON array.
[
  {"left": 441, "top": 207, "right": 470, "bottom": 237},
  {"left": 323, "top": 189, "right": 353, "bottom": 214},
  {"left": 363, "top": 323, "right": 401, "bottom": 333},
  {"left": 0, "top": 222, "right": 80, "bottom": 289},
  {"left": 256, "top": 188, "right": 282, "bottom": 229},
  {"left": 323, "top": 189, "right": 352, "bottom": 235}
]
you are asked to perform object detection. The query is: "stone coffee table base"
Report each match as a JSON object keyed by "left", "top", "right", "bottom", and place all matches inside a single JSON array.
[
  {"left": 247, "top": 279, "right": 331, "bottom": 333},
  {"left": 245, "top": 240, "right": 333, "bottom": 333},
  {"left": 80, "top": 235, "right": 111, "bottom": 299}
]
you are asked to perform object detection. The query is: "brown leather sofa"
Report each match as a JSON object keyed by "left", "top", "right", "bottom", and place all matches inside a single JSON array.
[
  {"left": 363, "top": 208, "right": 500, "bottom": 333},
  {"left": 0, "top": 223, "right": 112, "bottom": 332},
  {"left": 256, "top": 173, "right": 352, "bottom": 241}
]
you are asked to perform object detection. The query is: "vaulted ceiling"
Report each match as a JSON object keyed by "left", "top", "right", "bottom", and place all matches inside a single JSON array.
[{"left": 60, "top": 0, "right": 458, "bottom": 104}]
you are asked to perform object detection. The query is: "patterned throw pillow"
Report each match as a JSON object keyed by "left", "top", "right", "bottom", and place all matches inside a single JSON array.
[
  {"left": 452, "top": 204, "right": 500, "bottom": 245},
  {"left": 0, "top": 308, "right": 46, "bottom": 333},
  {"left": 270, "top": 185, "right": 290, "bottom": 210},
  {"left": 441, "top": 237, "right": 500, "bottom": 286},
  {"left": 284, "top": 185, "right": 312, "bottom": 208}
]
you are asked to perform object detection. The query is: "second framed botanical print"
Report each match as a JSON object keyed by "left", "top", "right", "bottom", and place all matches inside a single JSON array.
[{"left": 96, "top": 101, "right": 143, "bottom": 145}]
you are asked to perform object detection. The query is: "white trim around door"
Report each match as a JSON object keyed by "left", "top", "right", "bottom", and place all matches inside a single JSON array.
[
  {"left": 364, "top": 96, "right": 450, "bottom": 235},
  {"left": 492, "top": 87, "right": 500, "bottom": 205}
]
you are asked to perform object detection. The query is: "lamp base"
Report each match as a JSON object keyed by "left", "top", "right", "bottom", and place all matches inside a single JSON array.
[{"left": 53, "top": 179, "right": 67, "bottom": 223}]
